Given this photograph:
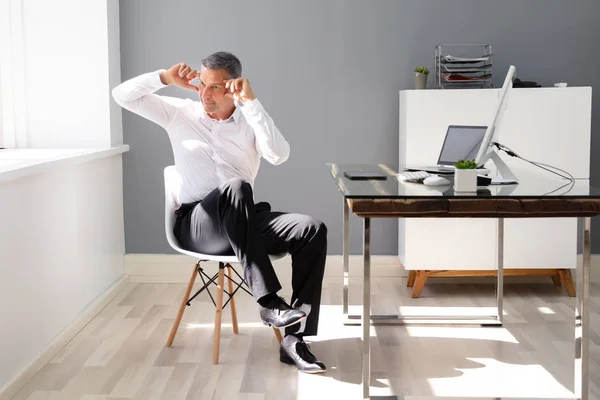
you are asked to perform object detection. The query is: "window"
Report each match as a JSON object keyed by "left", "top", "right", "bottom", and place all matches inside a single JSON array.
[
  {"left": 0, "top": 0, "right": 9, "bottom": 148},
  {"left": 0, "top": 0, "right": 120, "bottom": 150},
  {"left": 0, "top": 0, "right": 25, "bottom": 149}
]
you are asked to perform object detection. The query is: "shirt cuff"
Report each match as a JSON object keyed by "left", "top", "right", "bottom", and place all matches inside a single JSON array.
[
  {"left": 150, "top": 69, "right": 169, "bottom": 90},
  {"left": 240, "top": 98, "right": 265, "bottom": 116}
]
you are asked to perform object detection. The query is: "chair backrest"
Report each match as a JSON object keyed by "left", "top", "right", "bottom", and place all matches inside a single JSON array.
[
  {"left": 164, "top": 165, "right": 184, "bottom": 251},
  {"left": 163, "top": 165, "right": 286, "bottom": 263}
]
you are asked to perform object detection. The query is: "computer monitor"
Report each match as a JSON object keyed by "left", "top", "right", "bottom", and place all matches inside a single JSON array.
[{"left": 474, "top": 65, "right": 516, "bottom": 167}]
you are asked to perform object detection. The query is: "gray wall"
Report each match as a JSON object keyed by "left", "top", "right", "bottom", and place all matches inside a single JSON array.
[{"left": 118, "top": 0, "right": 600, "bottom": 255}]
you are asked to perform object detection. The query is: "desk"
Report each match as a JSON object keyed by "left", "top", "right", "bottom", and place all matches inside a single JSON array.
[{"left": 327, "top": 163, "right": 600, "bottom": 400}]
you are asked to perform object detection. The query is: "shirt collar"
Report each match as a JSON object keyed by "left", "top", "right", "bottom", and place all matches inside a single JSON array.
[
  {"left": 231, "top": 106, "right": 242, "bottom": 124},
  {"left": 200, "top": 103, "right": 242, "bottom": 125}
]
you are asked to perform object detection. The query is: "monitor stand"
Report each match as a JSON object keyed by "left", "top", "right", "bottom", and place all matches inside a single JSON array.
[{"left": 488, "top": 151, "right": 518, "bottom": 185}]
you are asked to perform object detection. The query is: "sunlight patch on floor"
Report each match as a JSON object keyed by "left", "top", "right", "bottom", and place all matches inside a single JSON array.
[
  {"left": 406, "top": 326, "right": 519, "bottom": 343},
  {"left": 186, "top": 322, "right": 266, "bottom": 329},
  {"left": 296, "top": 369, "right": 373, "bottom": 399},
  {"left": 538, "top": 306, "right": 556, "bottom": 315},
  {"left": 427, "top": 358, "right": 573, "bottom": 398},
  {"left": 399, "top": 306, "right": 505, "bottom": 317}
]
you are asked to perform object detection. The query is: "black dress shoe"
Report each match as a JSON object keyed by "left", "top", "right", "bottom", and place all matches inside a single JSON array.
[
  {"left": 259, "top": 296, "right": 306, "bottom": 329},
  {"left": 280, "top": 340, "right": 326, "bottom": 374}
]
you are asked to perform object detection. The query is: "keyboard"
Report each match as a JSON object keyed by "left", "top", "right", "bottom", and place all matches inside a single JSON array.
[{"left": 396, "top": 170, "right": 431, "bottom": 182}]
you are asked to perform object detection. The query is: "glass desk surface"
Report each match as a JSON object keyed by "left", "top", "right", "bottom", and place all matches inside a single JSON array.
[{"left": 327, "top": 163, "right": 600, "bottom": 199}]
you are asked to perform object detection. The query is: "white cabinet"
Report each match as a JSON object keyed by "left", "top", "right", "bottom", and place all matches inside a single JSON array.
[{"left": 399, "top": 87, "right": 591, "bottom": 272}]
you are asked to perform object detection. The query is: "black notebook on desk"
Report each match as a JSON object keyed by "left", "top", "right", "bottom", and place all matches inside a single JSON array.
[{"left": 344, "top": 171, "right": 387, "bottom": 180}]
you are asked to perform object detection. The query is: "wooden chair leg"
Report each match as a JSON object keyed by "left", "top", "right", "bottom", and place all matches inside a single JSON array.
[
  {"left": 166, "top": 263, "right": 199, "bottom": 347},
  {"left": 212, "top": 267, "right": 226, "bottom": 364},
  {"left": 407, "top": 270, "right": 417, "bottom": 287},
  {"left": 558, "top": 269, "right": 576, "bottom": 297},
  {"left": 226, "top": 265, "right": 239, "bottom": 334},
  {"left": 273, "top": 328, "right": 283, "bottom": 344},
  {"left": 411, "top": 270, "right": 430, "bottom": 298}
]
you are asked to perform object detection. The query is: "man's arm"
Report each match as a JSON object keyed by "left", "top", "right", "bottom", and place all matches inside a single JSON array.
[
  {"left": 243, "top": 99, "right": 290, "bottom": 165},
  {"left": 112, "top": 63, "right": 199, "bottom": 129},
  {"left": 225, "top": 78, "right": 290, "bottom": 165}
]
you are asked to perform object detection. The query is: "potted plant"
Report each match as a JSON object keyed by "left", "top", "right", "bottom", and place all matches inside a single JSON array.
[
  {"left": 453, "top": 159, "right": 478, "bottom": 192},
  {"left": 414, "top": 66, "right": 429, "bottom": 90}
]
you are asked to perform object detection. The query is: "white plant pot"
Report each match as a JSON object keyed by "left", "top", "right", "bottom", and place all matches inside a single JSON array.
[{"left": 454, "top": 169, "right": 477, "bottom": 192}]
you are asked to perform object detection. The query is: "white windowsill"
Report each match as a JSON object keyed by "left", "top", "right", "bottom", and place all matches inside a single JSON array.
[{"left": 0, "top": 145, "right": 129, "bottom": 183}]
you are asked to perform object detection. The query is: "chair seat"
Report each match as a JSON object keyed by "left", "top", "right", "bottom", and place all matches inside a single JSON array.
[
  {"left": 175, "top": 247, "right": 239, "bottom": 263},
  {"left": 173, "top": 244, "right": 285, "bottom": 264},
  {"left": 170, "top": 238, "right": 285, "bottom": 265}
]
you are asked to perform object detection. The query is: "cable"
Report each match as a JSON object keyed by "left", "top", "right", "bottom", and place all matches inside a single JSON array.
[
  {"left": 491, "top": 141, "right": 576, "bottom": 196},
  {"left": 528, "top": 160, "right": 574, "bottom": 182},
  {"left": 542, "top": 179, "right": 575, "bottom": 196},
  {"left": 492, "top": 142, "right": 575, "bottom": 182}
]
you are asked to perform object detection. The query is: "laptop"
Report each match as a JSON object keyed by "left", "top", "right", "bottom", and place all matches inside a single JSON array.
[{"left": 406, "top": 125, "right": 488, "bottom": 174}]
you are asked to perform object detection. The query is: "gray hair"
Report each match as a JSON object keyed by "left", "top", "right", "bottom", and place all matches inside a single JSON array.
[{"left": 201, "top": 51, "right": 242, "bottom": 79}]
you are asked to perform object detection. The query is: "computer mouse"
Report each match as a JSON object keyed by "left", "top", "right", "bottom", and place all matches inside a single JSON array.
[{"left": 423, "top": 176, "right": 451, "bottom": 186}]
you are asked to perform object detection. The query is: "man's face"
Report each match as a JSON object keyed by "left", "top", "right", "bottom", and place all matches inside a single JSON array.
[{"left": 198, "top": 68, "right": 233, "bottom": 113}]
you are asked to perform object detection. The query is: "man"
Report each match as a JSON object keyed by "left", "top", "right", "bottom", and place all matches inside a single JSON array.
[{"left": 112, "top": 52, "right": 327, "bottom": 373}]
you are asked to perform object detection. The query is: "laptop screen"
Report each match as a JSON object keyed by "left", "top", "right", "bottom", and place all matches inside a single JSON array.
[{"left": 437, "top": 125, "right": 487, "bottom": 165}]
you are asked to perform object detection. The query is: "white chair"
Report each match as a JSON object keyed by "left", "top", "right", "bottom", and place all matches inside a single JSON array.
[{"left": 163, "top": 166, "right": 283, "bottom": 364}]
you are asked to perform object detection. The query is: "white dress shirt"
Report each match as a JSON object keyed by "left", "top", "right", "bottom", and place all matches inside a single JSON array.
[{"left": 112, "top": 70, "right": 290, "bottom": 204}]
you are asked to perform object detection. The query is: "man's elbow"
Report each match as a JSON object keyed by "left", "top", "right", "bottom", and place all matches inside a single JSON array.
[
  {"left": 111, "top": 86, "right": 125, "bottom": 105},
  {"left": 111, "top": 87, "right": 122, "bottom": 106},
  {"left": 267, "top": 148, "right": 290, "bottom": 166},
  {"left": 268, "top": 154, "right": 288, "bottom": 166}
]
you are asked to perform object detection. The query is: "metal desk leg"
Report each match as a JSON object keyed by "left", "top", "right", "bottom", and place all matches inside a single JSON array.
[
  {"left": 362, "top": 217, "right": 371, "bottom": 400},
  {"left": 497, "top": 218, "right": 504, "bottom": 324},
  {"left": 344, "top": 216, "right": 503, "bottom": 326},
  {"left": 575, "top": 216, "right": 591, "bottom": 400},
  {"left": 343, "top": 198, "right": 350, "bottom": 318}
]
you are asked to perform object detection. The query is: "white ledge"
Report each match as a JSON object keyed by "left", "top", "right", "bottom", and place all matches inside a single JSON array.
[{"left": 0, "top": 145, "right": 129, "bottom": 184}]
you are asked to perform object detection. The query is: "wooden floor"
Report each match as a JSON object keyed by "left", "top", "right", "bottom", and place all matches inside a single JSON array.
[{"left": 10, "top": 277, "right": 600, "bottom": 400}]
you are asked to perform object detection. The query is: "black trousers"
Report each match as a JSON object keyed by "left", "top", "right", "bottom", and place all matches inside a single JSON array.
[{"left": 173, "top": 178, "right": 327, "bottom": 336}]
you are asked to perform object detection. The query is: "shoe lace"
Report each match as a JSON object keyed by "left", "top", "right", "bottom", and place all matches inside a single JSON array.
[
  {"left": 271, "top": 296, "right": 291, "bottom": 313},
  {"left": 296, "top": 341, "right": 318, "bottom": 363}
]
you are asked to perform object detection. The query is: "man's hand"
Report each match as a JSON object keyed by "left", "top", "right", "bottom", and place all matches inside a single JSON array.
[
  {"left": 160, "top": 62, "right": 199, "bottom": 91},
  {"left": 224, "top": 78, "right": 256, "bottom": 103}
]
